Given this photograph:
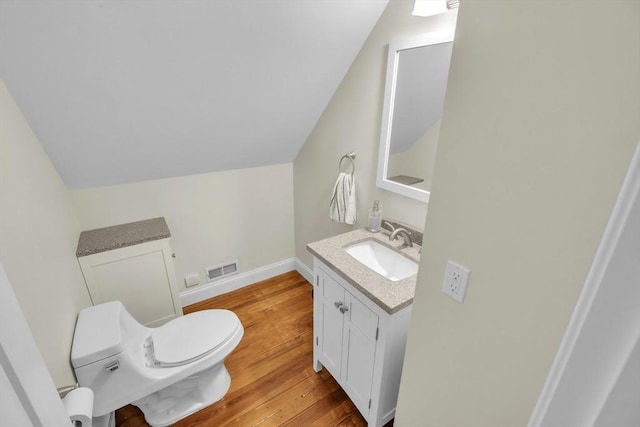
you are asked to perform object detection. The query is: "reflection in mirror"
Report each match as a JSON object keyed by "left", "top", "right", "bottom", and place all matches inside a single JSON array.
[{"left": 377, "top": 31, "right": 455, "bottom": 203}]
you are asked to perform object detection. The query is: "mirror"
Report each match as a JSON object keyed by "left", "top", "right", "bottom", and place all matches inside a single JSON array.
[{"left": 376, "top": 31, "right": 454, "bottom": 203}]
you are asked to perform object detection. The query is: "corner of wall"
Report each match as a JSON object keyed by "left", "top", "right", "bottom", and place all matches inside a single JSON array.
[{"left": 0, "top": 80, "right": 91, "bottom": 387}]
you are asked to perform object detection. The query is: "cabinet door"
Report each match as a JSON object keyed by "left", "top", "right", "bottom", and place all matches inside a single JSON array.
[
  {"left": 342, "top": 291, "right": 379, "bottom": 416},
  {"left": 79, "top": 240, "right": 180, "bottom": 326},
  {"left": 318, "top": 270, "right": 345, "bottom": 379}
]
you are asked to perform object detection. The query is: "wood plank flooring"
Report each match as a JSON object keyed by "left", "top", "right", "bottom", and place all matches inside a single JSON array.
[{"left": 115, "top": 271, "right": 390, "bottom": 427}]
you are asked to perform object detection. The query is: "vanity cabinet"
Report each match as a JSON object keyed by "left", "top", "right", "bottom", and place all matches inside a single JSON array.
[{"left": 313, "top": 258, "right": 412, "bottom": 427}]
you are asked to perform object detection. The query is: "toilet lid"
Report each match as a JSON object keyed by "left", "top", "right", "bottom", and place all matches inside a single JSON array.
[{"left": 151, "top": 309, "right": 240, "bottom": 367}]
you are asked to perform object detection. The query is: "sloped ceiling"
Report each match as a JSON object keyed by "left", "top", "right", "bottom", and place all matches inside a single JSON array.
[{"left": 0, "top": 0, "right": 388, "bottom": 189}]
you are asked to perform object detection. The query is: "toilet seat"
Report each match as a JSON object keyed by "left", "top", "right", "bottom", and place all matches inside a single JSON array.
[{"left": 150, "top": 309, "right": 240, "bottom": 367}]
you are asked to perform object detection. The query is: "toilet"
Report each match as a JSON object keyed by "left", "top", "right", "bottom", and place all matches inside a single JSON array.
[{"left": 71, "top": 301, "right": 244, "bottom": 427}]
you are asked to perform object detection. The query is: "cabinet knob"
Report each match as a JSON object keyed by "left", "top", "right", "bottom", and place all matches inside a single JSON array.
[
  {"left": 171, "top": 253, "right": 176, "bottom": 258},
  {"left": 339, "top": 306, "right": 349, "bottom": 314},
  {"left": 334, "top": 301, "right": 343, "bottom": 309}
]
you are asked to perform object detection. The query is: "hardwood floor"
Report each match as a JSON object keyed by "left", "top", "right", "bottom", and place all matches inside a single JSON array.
[{"left": 115, "top": 271, "right": 390, "bottom": 427}]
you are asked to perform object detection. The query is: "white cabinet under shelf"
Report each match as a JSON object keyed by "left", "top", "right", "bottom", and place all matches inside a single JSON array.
[
  {"left": 313, "top": 258, "right": 412, "bottom": 427},
  {"left": 76, "top": 218, "right": 182, "bottom": 327}
]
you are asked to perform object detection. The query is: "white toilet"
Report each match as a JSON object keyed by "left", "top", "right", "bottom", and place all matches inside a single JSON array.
[{"left": 71, "top": 301, "right": 244, "bottom": 427}]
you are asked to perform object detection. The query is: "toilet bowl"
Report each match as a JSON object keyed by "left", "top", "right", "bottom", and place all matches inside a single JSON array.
[{"left": 71, "top": 301, "right": 243, "bottom": 427}]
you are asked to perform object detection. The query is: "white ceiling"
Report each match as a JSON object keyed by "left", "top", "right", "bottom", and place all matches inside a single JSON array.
[{"left": 0, "top": 0, "right": 388, "bottom": 189}]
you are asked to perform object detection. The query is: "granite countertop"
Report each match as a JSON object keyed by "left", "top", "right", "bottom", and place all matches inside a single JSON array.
[
  {"left": 307, "top": 228, "right": 421, "bottom": 314},
  {"left": 76, "top": 217, "right": 171, "bottom": 257}
]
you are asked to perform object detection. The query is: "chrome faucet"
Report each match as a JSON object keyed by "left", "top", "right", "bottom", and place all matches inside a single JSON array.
[{"left": 389, "top": 228, "right": 413, "bottom": 249}]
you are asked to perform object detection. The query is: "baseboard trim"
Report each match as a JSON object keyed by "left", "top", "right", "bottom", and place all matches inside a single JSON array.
[
  {"left": 180, "top": 258, "right": 297, "bottom": 306},
  {"left": 179, "top": 257, "right": 317, "bottom": 306},
  {"left": 296, "top": 258, "right": 313, "bottom": 284}
]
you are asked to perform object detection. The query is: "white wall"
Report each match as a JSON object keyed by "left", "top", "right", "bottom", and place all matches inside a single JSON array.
[
  {"left": 293, "top": 0, "right": 457, "bottom": 269},
  {"left": 0, "top": 81, "right": 92, "bottom": 387},
  {"left": 395, "top": 1, "right": 640, "bottom": 426},
  {"left": 71, "top": 163, "right": 295, "bottom": 293}
]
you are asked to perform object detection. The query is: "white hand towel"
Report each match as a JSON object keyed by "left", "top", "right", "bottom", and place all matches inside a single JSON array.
[{"left": 329, "top": 172, "right": 356, "bottom": 225}]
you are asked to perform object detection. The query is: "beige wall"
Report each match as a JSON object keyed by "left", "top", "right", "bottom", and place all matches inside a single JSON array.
[
  {"left": 72, "top": 163, "right": 295, "bottom": 293},
  {"left": 0, "top": 81, "right": 92, "bottom": 387},
  {"left": 395, "top": 1, "right": 640, "bottom": 426},
  {"left": 1, "top": 79, "right": 295, "bottom": 386},
  {"left": 293, "top": 0, "right": 457, "bottom": 269}
]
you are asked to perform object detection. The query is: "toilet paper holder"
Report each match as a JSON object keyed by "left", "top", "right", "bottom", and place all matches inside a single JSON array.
[{"left": 61, "top": 386, "right": 94, "bottom": 427}]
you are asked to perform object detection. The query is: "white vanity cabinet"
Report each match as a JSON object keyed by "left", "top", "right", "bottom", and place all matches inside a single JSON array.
[
  {"left": 313, "top": 258, "right": 412, "bottom": 427},
  {"left": 76, "top": 218, "right": 183, "bottom": 327}
]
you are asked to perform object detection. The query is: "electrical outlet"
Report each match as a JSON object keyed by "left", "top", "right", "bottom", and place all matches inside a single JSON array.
[{"left": 442, "top": 261, "right": 470, "bottom": 303}]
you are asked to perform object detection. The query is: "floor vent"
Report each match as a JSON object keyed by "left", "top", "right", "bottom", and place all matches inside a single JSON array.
[{"left": 205, "top": 260, "right": 239, "bottom": 282}]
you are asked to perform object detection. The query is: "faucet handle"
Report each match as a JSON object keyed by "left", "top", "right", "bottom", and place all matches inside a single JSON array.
[{"left": 382, "top": 221, "right": 395, "bottom": 232}]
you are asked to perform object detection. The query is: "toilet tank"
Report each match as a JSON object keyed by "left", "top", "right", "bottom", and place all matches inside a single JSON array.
[
  {"left": 72, "top": 300, "right": 147, "bottom": 369},
  {"left": 71, "top": 301, "right": 128, "bottom": 368}
]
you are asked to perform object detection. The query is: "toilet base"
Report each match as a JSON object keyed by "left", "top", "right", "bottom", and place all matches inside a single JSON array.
[
  {"left": 92, "top": 411, "right": 115, "bottom": 427},
  {"left": 133, "top": 362, "right": 231, "bottom": 427}
]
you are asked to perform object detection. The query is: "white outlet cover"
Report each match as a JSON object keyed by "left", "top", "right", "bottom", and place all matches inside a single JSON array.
[{"left": 442, "top": 261, "right": 471, "bottom": 303}]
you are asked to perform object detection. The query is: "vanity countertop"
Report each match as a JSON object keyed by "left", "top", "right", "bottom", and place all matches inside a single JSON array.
[
  {"left": 76, "top": 217, "right": 171, "bottom": 257},
  {"left": 307, "top": 228, "right": 421, "bottom": 314}
]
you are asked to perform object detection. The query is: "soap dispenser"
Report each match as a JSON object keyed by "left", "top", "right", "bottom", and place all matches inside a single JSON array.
[{"left": 368, "top": 200, "right": 382, "bottom": 232}]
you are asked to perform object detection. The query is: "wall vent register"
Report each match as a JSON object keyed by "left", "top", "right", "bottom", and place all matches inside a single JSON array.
[{"left": 206, "top": 261, "right": 239, "bottom": 282}]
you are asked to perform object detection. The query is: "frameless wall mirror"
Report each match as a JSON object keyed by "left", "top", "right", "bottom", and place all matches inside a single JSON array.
[{"left": 376, "top": 30, "right": 455, "bottom": 203}]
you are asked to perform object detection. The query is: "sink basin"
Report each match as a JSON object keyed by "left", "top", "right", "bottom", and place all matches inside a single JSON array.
[{"left": 345, "top": 240, "right": 418, "bottom": 282}]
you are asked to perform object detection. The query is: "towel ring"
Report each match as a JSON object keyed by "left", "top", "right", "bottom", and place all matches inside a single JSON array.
[{"left": 339, "top": 152, "right": 356, "bottom": 177}]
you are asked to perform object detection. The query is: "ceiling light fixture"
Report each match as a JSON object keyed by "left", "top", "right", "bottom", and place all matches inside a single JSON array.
[{"left": 412, "top": 0, "right": 459, "bottom": 17}]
